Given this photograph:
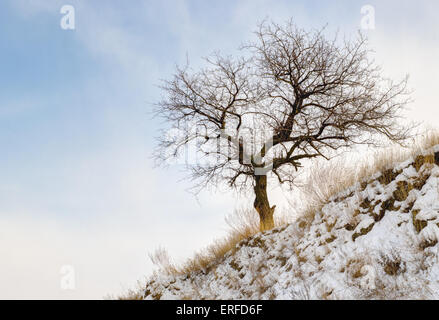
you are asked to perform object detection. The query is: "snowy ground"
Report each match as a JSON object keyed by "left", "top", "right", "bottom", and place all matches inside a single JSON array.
[{"left": 144, "top": 146, "right": 439, "bottom": 299}]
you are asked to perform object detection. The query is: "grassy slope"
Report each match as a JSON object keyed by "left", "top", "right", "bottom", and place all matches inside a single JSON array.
[{"left": 120, "top": 131, "right": 439, "bottom": 299}]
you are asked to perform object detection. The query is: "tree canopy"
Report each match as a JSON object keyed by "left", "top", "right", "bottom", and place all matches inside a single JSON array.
[{"left": 154, "top": 20, "right": 412, "bottom": 230}]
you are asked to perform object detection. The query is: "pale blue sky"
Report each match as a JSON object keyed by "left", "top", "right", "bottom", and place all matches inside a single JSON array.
[{"left": 1, "top": 0, "right": 438, "bottom": 299}]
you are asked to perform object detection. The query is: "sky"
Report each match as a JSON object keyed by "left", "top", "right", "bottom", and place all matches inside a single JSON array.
[{"left": 0, "top": 0, "right": 438, "bottom": 299}]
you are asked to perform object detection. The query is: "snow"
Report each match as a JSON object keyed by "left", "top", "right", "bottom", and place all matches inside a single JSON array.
[{"left": 144, "top": 148, "right": 439, "bottom": 299}]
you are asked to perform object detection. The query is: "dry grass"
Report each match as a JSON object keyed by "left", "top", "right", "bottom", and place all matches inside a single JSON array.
[
  {"left": 380, "top": 252, "right": 404, "bottom": 276},
  {"left": 148, "top": 207, "right": 292, "bottom": 278},
  {"left": 297, "top": 129, "right": 439, "bottom": 227},
  {"left": 118, "top": 207, "right": 292, "bottom": 299},
  {"left": 346, "top": 257, "right": 370, "bottom": 279},
  {"left": 117, "top": 289, "right": 146, "bottom": 300},
  {"left": 342, "top": 249, "right": 423, "bottom": 299},
  {"left": 113, "top": 280, "right": 148, "bottom": 300}
]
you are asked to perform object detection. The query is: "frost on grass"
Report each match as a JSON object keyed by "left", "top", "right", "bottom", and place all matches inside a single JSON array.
[{"left": 143, "top": 146, "right": 439, "bottom": 300}]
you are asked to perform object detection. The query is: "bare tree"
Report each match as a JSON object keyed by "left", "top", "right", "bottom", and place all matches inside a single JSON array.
[{"left": 154, "top": 20, "right": 412, "bottom": 231}]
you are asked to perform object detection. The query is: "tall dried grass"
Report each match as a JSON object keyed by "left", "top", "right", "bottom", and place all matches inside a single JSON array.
[
  {"left": 147, "top": 207, "right": 292, "bottom": 278},
  {"left": 297, "top": 129, "right": 439, "bottom": 227}
]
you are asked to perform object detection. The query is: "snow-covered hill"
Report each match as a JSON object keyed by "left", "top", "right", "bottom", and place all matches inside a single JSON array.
[{"left": 144, "top": 146, "right": 439, "bottom": 299}]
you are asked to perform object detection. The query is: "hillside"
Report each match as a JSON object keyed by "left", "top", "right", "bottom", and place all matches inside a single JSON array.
[{"left": 143, "top": 146, "right": 439, "bottom": 300}]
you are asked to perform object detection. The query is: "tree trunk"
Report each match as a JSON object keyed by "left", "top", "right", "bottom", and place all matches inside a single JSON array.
[{"left": 253, "top": 175, "right": 276, "bottom": 231}]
